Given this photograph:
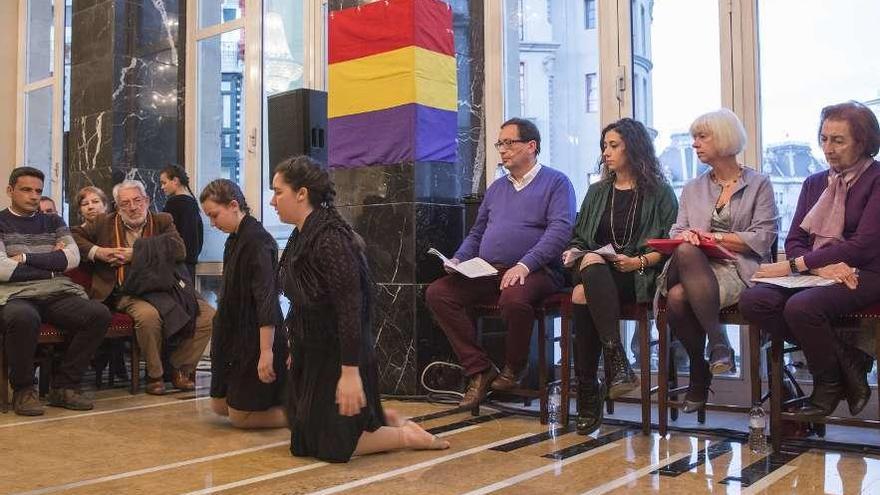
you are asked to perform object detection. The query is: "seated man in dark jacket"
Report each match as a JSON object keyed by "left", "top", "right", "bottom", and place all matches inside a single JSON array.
[
  {"left": 73, "top": 180, "right": 214, "bottom": 395},
  {"left": 1, "top": 167, "right": 111, "bottom": 415}
]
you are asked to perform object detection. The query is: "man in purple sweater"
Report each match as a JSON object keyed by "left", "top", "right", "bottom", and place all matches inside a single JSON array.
[{"left": 426, "top": 118, "right": 576, "bottom": 409}]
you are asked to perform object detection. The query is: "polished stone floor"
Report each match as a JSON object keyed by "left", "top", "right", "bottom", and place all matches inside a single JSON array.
[{"left": 2, "top": 377, "right": 879, "bottom": 494}]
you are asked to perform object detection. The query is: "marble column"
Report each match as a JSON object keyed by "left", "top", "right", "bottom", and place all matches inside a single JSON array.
[
  {"left": 328, "top": 0, "right": 485, "bottom": 395},
  {"left": 68, "top": 0, "right": 185, "bottom": 220}
]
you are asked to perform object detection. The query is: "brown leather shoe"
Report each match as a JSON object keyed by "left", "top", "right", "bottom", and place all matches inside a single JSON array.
[
  {"left": 490, "top": 364, "right": 528, "bottom": 391},
  {"left": 459, "top": 366, "right": 499, "bottom": 409},
  {"left": 12, "top": 388, "right": 44, "bottom": 416},
  {"left": 171, "top": 370, "right": 196, "bottom": 391},
  {"left": 145, "top": 377, "right": 166, "bottom": 395},
  {"left": 47, "top": 388, "right": 94, "bottom": 411}
]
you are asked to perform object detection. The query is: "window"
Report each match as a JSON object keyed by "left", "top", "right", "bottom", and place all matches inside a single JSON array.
[
  {"left": 519, "top": 62, "right": 527, "bottom": 117},
  {"left": 261, "top": 0, "right": 306, "bottom": 243},
  {"left": 585, "top": 0, "right": 597, "bottom": 30},
  {"left": 758, "top": 0, "right": 880, "bottom": 245},
  {"left": 18, "top": 0, "right": 70, "bottom": 207},
  {"left": 632, "top": 0, "right": 721, "bottom": 198},
  {"left": 585, "top": 73, "right": 597, "bottom": 113},
  {"left": 504, "top": 0, "right": 602, "bottom": 202}
]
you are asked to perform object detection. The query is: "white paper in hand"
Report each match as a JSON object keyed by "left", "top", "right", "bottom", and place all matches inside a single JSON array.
[
  {"left": 428, "top": 248, "right": 498, "bottom": 278},
  {"left": 751, "top": 275, "right": 837, "bottom": 288},
  {"left": 564, "top": 244, "right": 617, "bottom": 266}
]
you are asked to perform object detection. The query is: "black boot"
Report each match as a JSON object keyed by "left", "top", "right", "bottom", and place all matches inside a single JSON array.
[
  {"left": 835, "top": 343, "right": 873, "bottom": 415},
  {"left": 576, "top": 379, "right": 606, "bottom": 435},
  {"left": 605, "top": 341, "right": 639, "bottom": 400},
  {"left": 799, "top": 368, "right": 846, "bottom": 417}
]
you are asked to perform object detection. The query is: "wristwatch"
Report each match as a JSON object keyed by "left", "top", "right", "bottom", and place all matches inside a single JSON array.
[
  {"left": 788, "top": 257, "right": 806, "bottom": 275},
  {"left": 713, "top": 232, "right": 723, "bottom": 243}
]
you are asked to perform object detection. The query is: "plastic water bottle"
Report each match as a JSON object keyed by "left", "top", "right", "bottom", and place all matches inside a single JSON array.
[
  {"left": 547, "top": 383, "right": 562, "bottom": 426},
  {"left": 748, "top": 402, "right": 768, "bottom": 453}
]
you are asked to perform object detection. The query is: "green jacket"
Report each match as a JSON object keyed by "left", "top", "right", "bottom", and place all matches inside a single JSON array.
[{"left": 569, "top": 179, "right": 678, "bottom": 303}]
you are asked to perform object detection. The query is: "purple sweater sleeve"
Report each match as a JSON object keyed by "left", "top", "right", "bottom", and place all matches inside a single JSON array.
[
  {"left": 802, "top": 175, "right": 880, "bottom": 269},
  {"left": 519, "top": 175, "right": 576, "bottom": 272}
]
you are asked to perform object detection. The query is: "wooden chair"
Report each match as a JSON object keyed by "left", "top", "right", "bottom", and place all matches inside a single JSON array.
[
  {"left": 471, "top": 291, "right": 570, "bottom": 424},
  {"left": 656, "top": 303, "right": 762, "bottom": 435},
  {"left": 768, "top": 302, "right": 880, "bottom": 451},
  {"left": 558, "top": 302, "right": 655, "bottom": 434}
]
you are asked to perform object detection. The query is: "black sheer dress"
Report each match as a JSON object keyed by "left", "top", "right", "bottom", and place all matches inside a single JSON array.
[{"left": 279, "top": 207, "right": 385, "bottom": 463}]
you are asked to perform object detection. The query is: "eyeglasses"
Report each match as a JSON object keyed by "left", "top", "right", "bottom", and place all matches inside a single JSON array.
[
  {"left": 118, "top": 197, "right": 146, "bottom": 210},
  {"left": 493, "top": 139, "right": 529, "bottom": 151}
]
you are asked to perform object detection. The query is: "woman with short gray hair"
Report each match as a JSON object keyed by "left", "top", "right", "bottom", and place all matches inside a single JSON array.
[{"left": 659, "top": 108, "right": 778, "bottom": 413}]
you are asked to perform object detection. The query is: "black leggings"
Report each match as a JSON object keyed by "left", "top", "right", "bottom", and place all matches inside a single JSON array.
[{"left": 572, "top": 263, "right": 635, "bottom": 382}]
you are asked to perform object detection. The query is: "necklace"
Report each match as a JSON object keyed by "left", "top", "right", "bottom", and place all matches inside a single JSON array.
[
  {"left": 711, "top": 166, "right": 743, "bottom": 209},
  {"left": 610, "top": 186, "right": 638, "bottom": 250}
]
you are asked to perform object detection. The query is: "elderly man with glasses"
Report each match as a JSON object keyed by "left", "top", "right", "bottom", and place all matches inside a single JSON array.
[
  {"left": 426, "top": 118, "right": 576, "bottom": 409},
  {"left": 73, "top": 180, "right": 214, "bottom": 395}
]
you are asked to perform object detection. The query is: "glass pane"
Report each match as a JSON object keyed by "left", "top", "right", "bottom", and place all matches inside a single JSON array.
[
  {"left": 631, "top": 0, "right": 733, "bottom": 375},
  {"left": 639, "top": 0, "right": 721, "bottom": 198},
  {"left": 758, "top": 0, "right": 880, "bottom": 244},
  {"left": 24, "top": 86, "right": 54, "bottom": 195},
  {"left": 26, "top": 0, "right": 55, "bottom": 82},
  {"left": 200, "top": 0, "right": 245, "bottom": 29},
  {"left": 262, "top": 0, "right": 305, "bottom": 244},
  {"left": 197, "top": 28, "right": 245, "bottom": 261},
  {"left": 63, "top": 0, "right": 72, "bottom": 133},
  {"left": 503, "top": 0, "right": 602, "bottom": 204}
]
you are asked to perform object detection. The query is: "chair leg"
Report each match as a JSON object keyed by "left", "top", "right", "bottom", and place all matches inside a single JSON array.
[
  {"left": 130, "top": 336, "right": 140, "bottom": 395},
  {"left": 669, "top": 344, "right": 679, "bottom": 422},
  {"left": 538, "top": 317, "right": 548, "bottom": 425},
  {"left": 560, "top": 309, "right": 571, "bottom": 425},
  {"left": 770, "top": 335, "right": 784, "bottom": 452},
  {"left": 1, "top": 338, "right": 8, "bottom": 413},
  {"left": 604, "top": 362, "right": 614, "bottom": 415},
  {"left": 638, "top": 311, "right": 651, "bottom": 435},
  {"left": 749, "top": 325, "right": 762, "bottom": 406},
  {"left": 658, "top": 312, "right": 669, "bottom": 437},
  {"left": 38, "top": 347, "right": 52, "bottom": 397}
]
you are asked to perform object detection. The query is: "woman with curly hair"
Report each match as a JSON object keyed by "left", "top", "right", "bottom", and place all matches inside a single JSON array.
[{"left": 562, "top": 118, "right": 678, "bottom": 435}]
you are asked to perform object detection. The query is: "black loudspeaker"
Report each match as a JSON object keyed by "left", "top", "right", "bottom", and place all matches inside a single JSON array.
[{"left": 267, "top": 88, "right": 328, "bottom": 169}]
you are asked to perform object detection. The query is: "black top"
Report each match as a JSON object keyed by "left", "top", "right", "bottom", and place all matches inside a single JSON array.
[
  {"left": 595, "top": 187, "right": 643, "bottom": 249},
  {"left": 163, "top": 194, "right": 204, "bottom": 266},
  {"left": 213, "top": 215, "right": 283, "bottom": 365}
]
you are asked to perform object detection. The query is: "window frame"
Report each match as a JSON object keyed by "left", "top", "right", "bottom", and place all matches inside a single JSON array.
[{"left": 15, "top": 0, "right": 67, "bottom": 206}]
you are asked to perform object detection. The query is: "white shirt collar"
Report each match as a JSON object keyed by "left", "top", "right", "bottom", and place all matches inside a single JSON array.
[{"left": 507, "top": 163, "right": 542, "bottom": 191}]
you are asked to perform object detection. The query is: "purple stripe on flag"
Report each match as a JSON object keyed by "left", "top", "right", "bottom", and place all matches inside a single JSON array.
[
  {"left": 415, "top": 105, "right": 457, "bottom": 163},
  {"left": 328, "top": 104, "right": 457, "bottom": 168}
]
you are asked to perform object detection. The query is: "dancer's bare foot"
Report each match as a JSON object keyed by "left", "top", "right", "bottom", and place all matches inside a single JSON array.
[
  {"left": 401, "top": 421, "right": 450, "bottom": 450},
  {"left": 384, "top": 408, "right": 408, "bottom": 427}
]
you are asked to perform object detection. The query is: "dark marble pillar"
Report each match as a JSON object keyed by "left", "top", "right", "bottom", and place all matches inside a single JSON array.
[
  {"left": 68, "top": 0, "right": 185, "bottom": 220},
  {"left": 329, "top": 0, "right": 486, "bottom": 395}
]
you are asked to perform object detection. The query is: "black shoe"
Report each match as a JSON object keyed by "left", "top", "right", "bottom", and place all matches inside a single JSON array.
[
  {"left": 605, "top": 342, "right": 639, "bottom": 400},
  {"left": 708, "top": 345, "right": 735, "bottom": 375},
  {"left": 799, "top": 369, "right": 845, "bottom": 417},
  {"left": 836, "top": 343, "right": 873, "bottom": 415},
  {"left": 682, "top": 381, "right": 711, "bottom": 414},
  {"left": 575, "top": 379, "right": 606, "bottom": 436}
]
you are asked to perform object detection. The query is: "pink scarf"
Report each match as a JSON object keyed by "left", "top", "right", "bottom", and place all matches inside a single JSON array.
[{"left": 800, "top": 157, "right": 873, "bottom": 249}]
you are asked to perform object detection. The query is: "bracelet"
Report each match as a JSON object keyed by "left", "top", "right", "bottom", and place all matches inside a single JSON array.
[{"left": 638, "top": 255, "right": 646, "bottom": 275}]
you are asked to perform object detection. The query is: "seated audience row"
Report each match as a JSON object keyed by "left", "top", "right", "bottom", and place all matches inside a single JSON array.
[{"left": 427, "top": 101, "right": 880, "bottom": 436}]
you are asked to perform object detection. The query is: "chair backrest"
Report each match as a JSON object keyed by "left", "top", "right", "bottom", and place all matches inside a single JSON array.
[{"left": 64, "top": 266, "right": 93, "bottom": 292}]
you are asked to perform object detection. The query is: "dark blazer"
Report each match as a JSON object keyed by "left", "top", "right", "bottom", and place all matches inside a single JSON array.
[{"left": 72, "top": 211, "right": 186, "bottom": 302}]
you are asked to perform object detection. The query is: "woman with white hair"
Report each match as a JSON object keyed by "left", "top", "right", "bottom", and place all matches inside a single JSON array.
[{"left": 660, "top": 108, "right": 778, "bottom": 412}]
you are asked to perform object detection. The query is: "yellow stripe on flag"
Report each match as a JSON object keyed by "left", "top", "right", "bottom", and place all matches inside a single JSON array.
[{"left": 329, "top": 46, "right": 456, "bottom": 118}]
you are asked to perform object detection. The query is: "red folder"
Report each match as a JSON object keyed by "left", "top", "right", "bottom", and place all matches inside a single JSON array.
[{"left": 646, "top": 238, "right": 736, "bottom": 260}]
